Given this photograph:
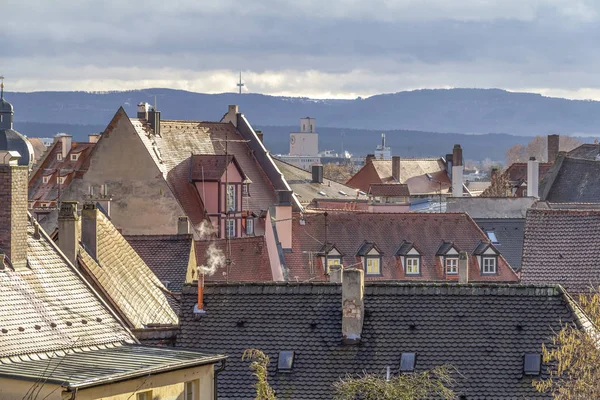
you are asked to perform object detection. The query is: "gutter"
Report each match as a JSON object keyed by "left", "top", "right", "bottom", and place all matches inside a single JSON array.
[{"left": 213, "top": 358, "right": 226, "bottom": 400}]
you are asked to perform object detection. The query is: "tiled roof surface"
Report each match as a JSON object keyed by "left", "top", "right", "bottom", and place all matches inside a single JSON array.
[
  {"left": 78, "top": 211, "right": 179, "bottom": 328},
  {"left": 541, "top": 157, "right": 600, "bottom": 203},
  {"left": 177, "top": 282, "right": 576, "bottom": 399},
  {"left": 567, "top": 143, "right": 600, "bottom": 160},
  {"left": 273, "top": 158, "right": 366, "bottom": 206},
  {"left": 196, "top": 236, "right": 273, "bottom": 282},
  {"left": 505, "top": 162, "right": 553, "bottom": 183},
  {"left": 522, "top": 209, "right": 600, "bottom": 293},
  {"left": 189, "top": 154, "right": 239, "bottom": 181},
  {"left": 124, "top": 234, "right": 194, "bottom": 293},
  {"left": 0, "top": 221, "right": 133, "bottom": 361},
  {"left": 369, "top": 183, "right": 410, "bottom": 197},
  {"left": 475, "top": 218, "right": 525, "bottom": 272},
  {"left": 346, "top": 159, "right": 450, "bottom": 195},
  {"left": 285, "top": 212, "right": 518, "bottom": 282},
  {"left": 131, "top": 119, "right": 276, "bottom": 235}
]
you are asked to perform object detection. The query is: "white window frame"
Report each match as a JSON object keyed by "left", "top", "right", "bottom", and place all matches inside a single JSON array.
[
  {"left": 246, "top": 217, "right": 254, "bottom": 235},
  {"left": 136, "top": 391, "right": 152, "bottom": 400},
  {"left": 482, "top": 257, "right": 497, "bottom": 274},
  {"left": 71, "top": 153, "right": 79, "bottom": 161},
  {"left": 326, "top": 256, "right": 341, "bottom": 274},
  {"left": 57, "top": 176, "right": 66, "bottom": 185},
  {"left": 56, "top": 153, "right": 63, "bottom": 161},
  {"left": 184, "top": 380, "right": 198, "bottom": 400},
  {"left": 445, "top": 257, "right": 458, "bottom": 275},
  {"left": 42, "top": 175, "right": 50, "bottom": 184},
  {"left": 365, "top": 256, "right": 381, "bottom": 276},
  {"left": 226, "top": 218, "right": 235, "bottom": 238},
  {"left": 405, "top": 257, "right": 420, "bottom": 275},
  {"left": 226, "top": 184, "right": 236, "bottom": 212}
]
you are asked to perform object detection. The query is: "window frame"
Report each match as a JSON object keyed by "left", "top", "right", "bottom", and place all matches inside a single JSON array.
[
  {"left": 364, "top": 256, "right": 382, "bottom": 276},
  {"left": 70, "top": 153, "right": 79, "bottom": 161},
  {"left": 245, "top": 217, "right": 254, "bottom": 236},
  {"left": 56, "top": 153, "right": 63, "bottom": 161},
  {"left": 42, "top": 175, "right": 50, "bottom": 184},
  {"left": 242, "top": 183, "right": 250, "bottom": 197},
  {"left": 445, "top": 256, "right": 459, "bottom": 275},
  {"left": 184, "top": 380, "right": 198, "bottom": 400},
  {"left": 482, "top": 256, "right": 497, "bottom": 275},
  {"left": 326, "top": 256, "right": 342, "bottom": 274},
  {"left": 226, "top": 184, "right": 236, "bottom": 212},
  {"left": 404, "top": 256, "right": 421, "bottom": 276},
  {"left": 225, "top": 218, "right": 235, "bottom": 238},
  {"left": 56, "top": 176, "right": 66, "bottom": 185},
  {"left": 136, "top": 391, "right": 152, "bottom": 400}
]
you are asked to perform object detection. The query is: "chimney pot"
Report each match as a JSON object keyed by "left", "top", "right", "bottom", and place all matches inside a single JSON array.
[
  {"left": 81, "top": 203, "right": 99, "bottom": 259},
  {"left": 58, "top": 201, "right": 80, "bottom": 265},
  {"left": 452, "top": 145, "right": 464, "bottom": 197},
  {"left": 194, "top": 274, "right": 206, "bottom": 314},
  {"left": 137, "top": 102, "right": 150, "bottom": 119},
  {"left": 392, "top": 156, "right": 401, "bottom": 182},
  {"left": 458, "top": 251, "right": 469, "bottom": 284},
  {"left": 312, "top": 165, "right": 324, "bottom": 184},
  {"left": 527, "top": 156, "right": 540, "bottom": 197},
  {"left": 342, "top": 268, "right": 364, "bottom": 345}
]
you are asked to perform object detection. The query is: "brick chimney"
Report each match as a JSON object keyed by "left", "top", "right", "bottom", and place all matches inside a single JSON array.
[
  {"left": 365, "top": 154, "right": 375, "bottom": 165},
  {"left": 527, "top": 157, "right": 540, "bottom": 197},
  {"left": 312, "top": 165, "right": 323, "bottom": 184},
  {"left": 392, "top": 156, "right": 401, "bottom": 182},
  {"left": 342, "top": 268, "right": 364, "bottom": 345},
  {"left": 255, "top": 130, "right": 264, "bottom": 143},
  {"left": 547, "top": 134, "right": 560, "bottom": 163},
  {"left": 458, "top": 251, "right": 469, "bottom": 284},
  {"left": 58, "top": 201, "right": 79, "bottom": 265},
  {"left": 452, "top": 144, "right": 463, "bottom": 198},
  {"left": 81, "top": 202, "right": 99, "bottom": 259},
  {"left": 178, "top": 216, "right": 190, "bottom": 234},
  {"left": 0, "top": 151, "right": 28, "bottom": 269}
]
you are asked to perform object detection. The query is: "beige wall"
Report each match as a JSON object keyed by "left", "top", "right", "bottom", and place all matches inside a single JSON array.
[
  {"left": 62, "top": 110, "right": 186, "bottom": 235},
  {"left": 0, "top": 377, "right": 62, "bottom": 400}
]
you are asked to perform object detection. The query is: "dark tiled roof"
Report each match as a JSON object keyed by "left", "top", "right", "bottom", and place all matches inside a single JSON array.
[
  {"left": 540, "top": 156, "right": 600, "bottom": 203},
  {"left": 189, "top": 154, "right": 245, "bottom": 182},
  {"left": 395, "top": 240, "right": 413, "bottom": 256},
  {"left": 505, "top": 162, "right": 553, "bottom": 183},
  {"left": 285, "top": 212, "right": 519, "bottom": 282},
  {"left": 177, "top": 282, "right": 578, "bottom": 399},
  {"left": 567, "top": 143, "right": 600, "bottom": 160},
  {"left": 0, "top": 344, "right": 225, "bottom": 389},
  {"left": 368, "top": 183, "right": 410, "bottom": 197},
  {"left": 475, "top": 218, "right": 525, "bottom": 272},
  {"left": 125, "top": 234, "right": 194, "bottom": 292},
  {"left": 196, "top": 236, "right": 273, "bottom": 282},
  {"left": 522, "top": 209, "right": 600, "bottom": 293},
  {"left": 436, "top": 241, "right": 455, "bottom": 255}
]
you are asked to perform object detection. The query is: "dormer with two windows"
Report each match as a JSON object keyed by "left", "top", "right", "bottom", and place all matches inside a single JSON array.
[
  {"left": 318, "top": 242, "right": 343, "bottom": 274},
  {"left": 356, "top": 241, "right": 383, "bottom": 276},
  {"left": 396, "top": 241, "right": 422, "bottom": 276}
]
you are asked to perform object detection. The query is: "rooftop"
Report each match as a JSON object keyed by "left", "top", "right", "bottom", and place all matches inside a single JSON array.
[
  {"left": 368, "top": 183, "right": 410, "bottom": 197},
  {"left": 540, "top": 155, "right": 600, "bottom": 203},
  {"left": 474, "top": 218, "right": 525, "bottom": 272}
]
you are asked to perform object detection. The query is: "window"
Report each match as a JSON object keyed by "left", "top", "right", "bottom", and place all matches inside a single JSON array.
[
  {"left": 326, "top": 257, "right": 341, "bottom": 274},
  {"left": 445, "top": 257, "right": 458, "bottom": 275},
  {"left": 136, "top": 391, "right": 152, "bottom": 400},
  {"left": 524, "top": 353, "right": 541, "bottom": 376},
  {"left": 185, "top": 380, "right": 198, "bottom": 400},
  {"left": 242, "top": 183, "right": 250, "bottom": 197},
  {"left": 365, "top": 257, "right": 381, "bottom": 275},
  {"left": 278, "top": 351, "right": 295, "bottom": 372},
  {"left": 57, "top": 176, "right": 66, "bottom": 185},
  {"left": 400, "top": 353, "right": 416, "bottom": 372},
  {"left": 226, "top": 184, "right": 236, "bottom": 212},
  {"left": 486, "top": 231, "right": 499, "bottom": 244},
  {"left": 246, "top": 217, "right": 254, "bottom": 235},
  {"left": 226, "top": 219, "right": 235, "bottom": 238},
  {"left": 56, "top": 153, "right": 63, "bottom": 161},
  {"left": 42, "top": 175, "right": 50, "bottom": 184},
  {"left": 482, "top": 257, "right": 497, "bottom": 274},
  {"left": 70, "top": 153, "right": 79, "bottom": 161},
  {"left": 405, "top": 257, "right": 420, "bottom": 275}
]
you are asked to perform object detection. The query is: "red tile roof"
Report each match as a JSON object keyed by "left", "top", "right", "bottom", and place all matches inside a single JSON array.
[
  {"left": 285, "top": 211, "right": 518, "bottom": 283},
  {"left": 196, "top": 236, "right": 273, "bottom": 282}
]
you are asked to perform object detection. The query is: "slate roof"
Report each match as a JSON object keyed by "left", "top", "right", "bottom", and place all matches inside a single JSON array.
[
  {"left": 285, "top": 212, "right": 518, "bottom": 282},
  {"left": 0, "top": 219, "right": 134, "bottom": 361},
  {"left": 540, "top": 155, "right": 600, "bottom": 203},
  {"left": 196, "top": 236, "right": 273, "bottom": 282},
  {"left": 475, "top": 218, "right": 525, "bottom": 272},
  {"left": 124, "top": 234, "right": 194, "bottom": 293},
  {"left": 177, "top": 281, "right": 581, "bottom": 399},
  {"left": 346, "top": 158, "right": 450, "bottom": 195},
  {"left": 273, "top": 158, "right": 367, "bottom": 207},
  {"left": 521, "top": 208, "right": 600, "bottom": 294},
  {"left": 567, "top": 143, "right": 600, "bottom": 160},
  {"left": 77, "top": 210, "right": 179, "bottom": 329},
  {"left": 368, "top": 183, "right": 410, "bottom": 197},
  {"left": 0, "top": 344, "right": 225, "bottom": 389}
]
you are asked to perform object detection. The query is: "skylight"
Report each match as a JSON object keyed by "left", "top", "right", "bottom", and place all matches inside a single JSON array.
[
  {"left": 486, "top": 231, "right": 499, "bottom": 244},
  {"left": 278, "top": 351, "right": 295, "bottom": 372},
  {"left": 523, "top": 353, "right": 541, "bottom": 376},
  {"left": 400, "top": 352, "right": 416, "bottom": 372}
]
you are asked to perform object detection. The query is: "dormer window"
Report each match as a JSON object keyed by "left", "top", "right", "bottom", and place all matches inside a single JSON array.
[
  {"left": 445, "top": 257, "right": 458, "bottom": 275},
  {"left": 396, "top": 241, "right": 421, "bottom": 276},
  {"left": 57, "top": 176, "right": 66, "bottom": 185},
  {"left": 473, "top": 241, "right": 500, "bottom": 276},
  {"left": 405, "top": 257, "right": 420, "bottom": 275},
  {"left": 318, "top": 243, "right": 343, "bottom": 274},
  {"left": 42, "top": 175, "right": 50, "bottom": 184},
  {"left": 356, "top": 241, "right": 383, "bottom": 276},
  {"left": 71, "top": 153, "right": 79, "bottom": 161},
  {"left": 436, "top": 241, "right": 461, "bottom": 277},
  {"left": 482, "top": 257, "right": 497, "bottom": 274}
]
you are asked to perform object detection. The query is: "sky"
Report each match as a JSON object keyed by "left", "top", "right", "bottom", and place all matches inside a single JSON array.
[{"left": 3, "top": 0, "right": 600, "bottom": 99}]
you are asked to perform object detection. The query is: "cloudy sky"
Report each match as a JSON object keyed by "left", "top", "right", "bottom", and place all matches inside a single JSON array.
[{"left": 3, "top": 0, "right": 600, "bottom": 99}]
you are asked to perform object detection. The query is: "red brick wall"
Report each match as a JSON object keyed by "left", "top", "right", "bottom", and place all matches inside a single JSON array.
[{"left": 0, "top": 165, "right": 29, "bottom": 268}]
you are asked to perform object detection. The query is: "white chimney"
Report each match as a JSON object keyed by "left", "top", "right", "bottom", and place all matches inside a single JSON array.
[
  {"left": 527, "top": 157, "right": 539, "bottom": 197},
  {"left": 342, "top": 268, "right": 364, "bottom": 345},
  {"left": 451, "top": 144, "right": 463, "bottom": 198},
  {"left": 59, "top": 134, "right": 72, "bottom": 160},
  {"left": 458, "top": 251, "right": 469, "bottom": 284}
]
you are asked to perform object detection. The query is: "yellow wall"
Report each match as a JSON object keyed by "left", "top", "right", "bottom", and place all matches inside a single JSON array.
[{"left": 0, "top": 364, "right": 214, "bottom": 400}]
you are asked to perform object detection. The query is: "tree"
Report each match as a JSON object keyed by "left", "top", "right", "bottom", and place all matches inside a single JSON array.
[
  {"left": 323, "top": 162, "right": 354, "bottom": 183},
  {"left": 505, "top": 144, "right": 527, "bottom": 165},
  {"left": 534, "top": 290, "right": 600, "bottom": 399},
  {"left": 505, "top": 136, "right": 583, "bottom": 164},
  {"left": 243, "top": 349, "right": 276, "bottom": 400},
  {"left": 333, "top": 365, "right": 457, "bottom": 400}
]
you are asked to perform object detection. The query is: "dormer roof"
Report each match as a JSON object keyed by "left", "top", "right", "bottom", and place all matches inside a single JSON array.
[
  {"left": 436, "top": 241, "right": 460, "bottom": 256},
  {"left": 472, "top": 241, "right": 499, "bottom": 256},
  {"left": 356, "top": 241, "right": 383, "bottom": 257},
  {"left": 189, "top": 154, "right": 247, "bottom": 182},
  {"left": 395, "top": 240, "right": 418, "bottom": 256},
  {"left": 317, "top": 242, "right": 343, "bottom": 257}
]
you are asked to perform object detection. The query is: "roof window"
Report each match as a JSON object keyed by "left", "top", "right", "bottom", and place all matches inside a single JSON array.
[
  {"left": 400, "top": 352, "right": 416, "bottom": 372},
  {"left": 486, "top": 231, "right": 499, "bottom": 244},
  {"left": 278, "top": 351, "right": 295, "bottom": 372},
  {"left": 524, "top": 353, "right": 541, "bottom": 376},
  {"left": 71, "top": 153, "right": 79, "bottom": 161}
]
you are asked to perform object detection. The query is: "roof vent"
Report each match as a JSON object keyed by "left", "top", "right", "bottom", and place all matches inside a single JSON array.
[
  {"left": 318, "top": 191, "right": 326, "bottom": 196},
  {"left": 524, "top": 353, "right": 541, "bottom": 376},
  {"left": 338, "top": 190, "right": 347, "bottom": 196},
  {"left": 278, "top": 351, "right": 295, "bottom": 372},
  {"left": 400, "top": 352, "right": 416, "bottom": 372}
]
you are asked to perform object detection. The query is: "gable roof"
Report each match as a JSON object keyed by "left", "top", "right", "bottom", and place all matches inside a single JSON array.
[
  {"left": 77, "top": 210, "right": 179, "bottom": 329},
  {"left": 177, "top": 281, "right": 579, "bottom": 399},
  {"left": 285, "top": 212, "right": 518, "bottom": 282},
  {"left": 522, "top": 208, "right": 600, "bottom": 293},
  {"left": 540, "top": 155, "right": 600, "bottom": 203},
  {"left": 475, "top": 218, "right": 525, "bottom": 272},
  {"left": 505, "top": 162, "right": 554, "bottom": 183},
  {"left": 189, "top": 154, "right": 246, "bottom": 182},
  {"left": 567, "top": 143, "right": 600, "bottom": 160},
  {"left": 0, "top": 218, "right": 134, "bottom": 361},
  {"left": 124, "top": 234, "right": 194, "bottom": 293},
  {"left": 368, "top": 183, "right": 410, "bottom": 197}
]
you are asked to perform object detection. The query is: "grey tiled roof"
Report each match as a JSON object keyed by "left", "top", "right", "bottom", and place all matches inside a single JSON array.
[
  {"left": 540, "top": 156, "right": 600, "bottom": 203},
  {"left": 567, "top": 143, "right": 600, "bottom": 160},
  {"left": 177, "top": 282, "right": 578, "bottom": 399},
  {"left": 521, "top": 209, "right": 600, "bottom": 293},
  {"left": 475, "top": 218, "right": 525, "bottom": 272}
]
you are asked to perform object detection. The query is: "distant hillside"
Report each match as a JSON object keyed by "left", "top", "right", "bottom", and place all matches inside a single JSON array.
[{"left": 7, "top": 88, "right": 600, "bottom": 136}]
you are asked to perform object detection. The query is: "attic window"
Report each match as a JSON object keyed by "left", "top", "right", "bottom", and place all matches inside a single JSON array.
[
  {"left": 42, "top": 175, "right": 50, "bottom": 184},
  {"left": 71, "top": 153, "right": 79, "bottom": 161},
  {"left": 365, "top": 256, "right": 381, "bottom": 276},
  {"left": 56, "top": 153, "right": 63, "bottom": 161},
  {"left": 405, "top": 257, "right": 420, "bottom": 275},
  {"left": 400, "top": 353, "right": 416, "bottom": 372},
  {"left": 524, "top": 353, "right": 541, "bottom": 376},
  {"left": 486, "top": 231, "right": 499, "bottom": 244},
  {"left": 482, "top": 257, "right": 497, "bottom": 275},
  {"left": 57, "top": 176, "right": 66, "bottom": 185},
  {"left": 445, "top": 257, "right": 458, "bottom": 275},
  {"left": 278, "top": 351, "right": 295, "bottom": 372},
  {"left": 242, "top": 183, "right": 250, "bottom": 197},
  {"left": 326, "top": 257, "right": 341, "bottom": 273}
]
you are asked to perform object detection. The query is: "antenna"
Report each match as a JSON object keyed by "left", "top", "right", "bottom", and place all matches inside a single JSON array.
[
  {"left": 154, "top": 95, "right": 157, "bottom": 110},
  {"left": 0, "top": 76, "right": 4, "bottom": 99},
  {"left": 237, "top": 71, "right": 244, "bottom": 95}
]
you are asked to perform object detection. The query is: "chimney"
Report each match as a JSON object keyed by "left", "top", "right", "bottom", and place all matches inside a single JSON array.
[
  {"left": 547, "top": 134, "right": 560, "bottom": 163},
  {"left": 178, "top": 216, "right": 190, "bottom": 234},
  {"left": 58, "top": 201, "right": 79, "bottom": 265},
  {"left": 95, "top": 184, "right": 112, "bottom": 218},
  {"left": 527, "top": 156, "right": 540, "bottom": 197},
  {"left": 458, "top": 251, "right": 469, "bottom": 284},
  {"left": 137, "top": 102, "right": 150, "bottom": 119},
  {"left": 194, "top": 274, "right": 206, "bottom": 314},
  {"left": 312, "top": 165, "right": 323, "bottom": 184},
  {"left": 0, "top": 151, "right": 28, "bottom": 270},
  {"left": 329, "top": 264, "right": 343, "bottom": 283},
  {"left": 88, "top": 134, "right": 100, "bottom": 143},
  {"left": 342, "top": 268, "right": 364, "bottom": 345},
  {"left": 81, "top": 203, "right": 99, "bottom": 259},
  {"left": 275, "top": 191, "right": 293, "bottom": 249},
  {"left": 451, "top": 144, "right": 464, "bottom": 198},
  {"left": 365, "top": 154, "right": 375, "bottom": 165},
  {"left": 255, "top": 130, "right": 264, "bottom": 143},
  {"left": 148, "top": 107, "right": 161, "bottom": 136},
  {"left": 392, "top": 156, "right": 401, "bottom": 182},
  {"left": 224, "top": 105, "right": 239, "bottom": 128},
  {"left": 491, "top": 167, "right": 499, "bottom": 181},
  {"left": 59, "top": 134, "right": 72, "bottom": 160}
]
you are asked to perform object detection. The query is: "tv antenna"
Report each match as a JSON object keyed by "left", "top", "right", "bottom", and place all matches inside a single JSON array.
[
  {"left": 0, "top": 76, "right": 4, "bottom": 99},
  {"left": 237, "top": 71, "right": 244, "bottom": 95}
]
